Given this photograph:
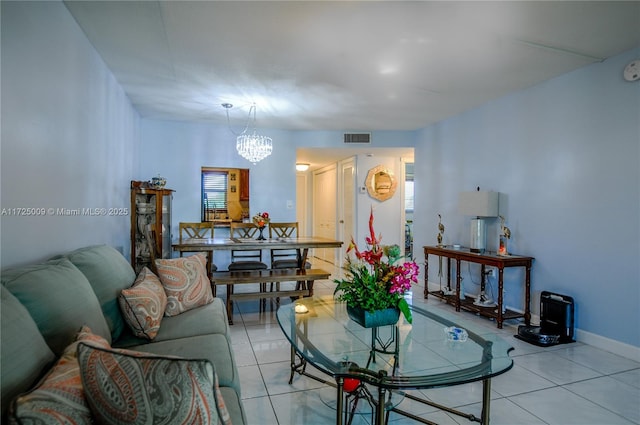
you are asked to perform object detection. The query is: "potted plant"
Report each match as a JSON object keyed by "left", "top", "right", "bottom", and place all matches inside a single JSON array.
[{"left": 334, "top": 208, "right": 419, "bottom": 326}]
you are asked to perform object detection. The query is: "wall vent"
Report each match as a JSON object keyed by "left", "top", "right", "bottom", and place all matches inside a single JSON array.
[{"left": 344, "top": 133, "right": 371, "bottom": 144}]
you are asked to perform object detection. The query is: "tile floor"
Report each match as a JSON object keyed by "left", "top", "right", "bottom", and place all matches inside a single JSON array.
[{"left": 223, "top": 260, "right": 640, "bottom": 425}]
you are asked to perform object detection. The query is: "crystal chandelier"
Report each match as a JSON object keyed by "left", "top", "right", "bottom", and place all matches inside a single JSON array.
[
  {"left": 222, "top": 103, "right": 273, "bottom": 164},
  {"left": 236, "top": 132, "right": 273, "bottom": 164}
]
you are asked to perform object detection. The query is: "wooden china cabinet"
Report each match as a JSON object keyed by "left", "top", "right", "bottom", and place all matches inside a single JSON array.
[{"left": 130, "top": 181, "right": 174, "bottom": 273}]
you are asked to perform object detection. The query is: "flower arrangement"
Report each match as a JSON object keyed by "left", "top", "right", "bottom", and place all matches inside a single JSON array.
[
  {"left": 252, "top": 212, "right": 270, "bottom": 228},
  {"left": 334, "top": 208, "right": 419, "bottom": 323}
]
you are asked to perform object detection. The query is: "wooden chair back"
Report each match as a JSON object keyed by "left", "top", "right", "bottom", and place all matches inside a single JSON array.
[
  {"left": 230, "top": 222, "right": 260, "bottom": 239},
  {"left": 268, "top": 222, "right": 305, "bottom": 269},
  {"left": 229, "top": 222, "right": 265, "bottom": 265},
  {"left": 269, "top": 222, "right": 299, "bottom": 239},
  {"left": 179, "top": 222, "right": 214, "bottom": 243},
  {"left": 178, "top": 222, "right": 217, "bottom": 273}
]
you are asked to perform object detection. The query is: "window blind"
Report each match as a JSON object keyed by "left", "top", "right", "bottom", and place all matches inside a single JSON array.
[{"left": 202, "top": 170, "right": 228, "bottom": 220}]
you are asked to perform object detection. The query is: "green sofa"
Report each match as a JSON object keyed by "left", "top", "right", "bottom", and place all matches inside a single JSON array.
[{"left": 1, "top": 244, "right": 246, "bottom": 423}]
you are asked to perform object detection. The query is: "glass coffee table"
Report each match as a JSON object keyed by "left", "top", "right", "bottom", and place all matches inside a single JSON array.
[{"left": 276, "top": 297, "right": 513, "bottom": 425}]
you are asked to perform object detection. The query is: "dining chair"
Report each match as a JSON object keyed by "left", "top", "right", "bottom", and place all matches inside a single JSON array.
[
  {"left": 178, "top": 222, "right": 218, "bottom": 272},
  {"left": 228, "top": 222, "right": 269, "bottom": 307},
  {"left": 268, "top": 222, "right": 312, "bottom": 297},
  {"left": 268, "top": 222, "right": 311, "bottom": 269},
  {"left": 228, "top": 222, "right": 268, "bottom": 271}
]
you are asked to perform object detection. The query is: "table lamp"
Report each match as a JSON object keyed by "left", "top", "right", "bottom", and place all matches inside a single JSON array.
[{"left": 458, "top": 190, "right": 499, "bottom": 253}]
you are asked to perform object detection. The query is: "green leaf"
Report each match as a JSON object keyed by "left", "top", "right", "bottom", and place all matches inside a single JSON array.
[{"left": 398, "top": 298, "right": 412, "bottom": 324}]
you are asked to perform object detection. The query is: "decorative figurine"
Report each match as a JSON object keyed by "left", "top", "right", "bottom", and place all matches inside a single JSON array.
[
  {"left": 437, "top": 214, "right": 445, "bottom": 247},
  {"left": 151, "top": 174, "right": 167, "bottom": 189},
  {"left": 498, "top": 215, "right": 511, "bottom": 256},
  {"left": 436, "top": 213, "right": 454, "bottom": 295}
]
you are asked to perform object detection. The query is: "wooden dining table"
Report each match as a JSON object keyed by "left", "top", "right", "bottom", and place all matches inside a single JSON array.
[{"left": 172, "top": 236, "right": 344, "bottom": 323}]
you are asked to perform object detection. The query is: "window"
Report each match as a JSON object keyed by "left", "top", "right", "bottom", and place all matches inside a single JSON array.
[
  {"left": 405, "top": 181, "right": 414, "bottom": 212},
  {"left": 202, "top": 169, "right": 228, "bottom": 221},
  {"left": 405, "top": 162, "right": 414, "bottom": 212}
]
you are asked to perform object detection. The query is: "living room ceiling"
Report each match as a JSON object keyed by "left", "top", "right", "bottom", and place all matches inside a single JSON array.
[{"left": 64, "top": 1, "right": 639, "bottom": 131}]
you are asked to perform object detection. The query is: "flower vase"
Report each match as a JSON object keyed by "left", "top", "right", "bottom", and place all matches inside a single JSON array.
[
  {"left": 347, "top": 305, "right": 400, "bottom": 328},
  {"left": 257, "top": 226, "right": 266, "bottom": 240}
]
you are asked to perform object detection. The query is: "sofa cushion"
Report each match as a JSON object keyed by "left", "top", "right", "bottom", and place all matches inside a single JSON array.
[
  {"left": 119, "top": 267, "right": 167, "bottom": 340},
  {"left": 1, "top": 258, "right": 111, "bottom": 355},
  {"left": 155, "top": 253, "right": 214, "bottom": 316},
  {"left": 64, "top": 245, "right": 136, "bottom": 341},
  {"left": 77, "top": 342, "right": 230, "bottom": 425},
  {"left": 8, "top": 326, "right": 111, "bottom": 424},
  {"left": 115, "top": 297, "right": 230, "bottom": 347},
  {"left": 0, "top": 286, "right": 56, "bottom": 420}
]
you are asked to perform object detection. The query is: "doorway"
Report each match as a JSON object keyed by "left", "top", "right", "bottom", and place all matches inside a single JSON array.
[
  {"left": 312, "top": 164, "right": 337, "bottom": 264},
  {"left": 296, "top": 147, "right": 414, "bottom": 263},
  {"left": 404, "top": 162, "right": 414, "bottom": 258}
]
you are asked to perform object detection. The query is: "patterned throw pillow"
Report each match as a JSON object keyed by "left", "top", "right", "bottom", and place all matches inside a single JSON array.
[
  {"left": 118, "top": 267, "right": 167, "bottom": 339},
  {"left": 77, "top": 342, "right": 231, "bottom": 425},
  {"left": 155, "top": 253, "right": 214, "bottom": 316},
  {"left": 8, "top": 326, "right": 111, "bottom": 424}
]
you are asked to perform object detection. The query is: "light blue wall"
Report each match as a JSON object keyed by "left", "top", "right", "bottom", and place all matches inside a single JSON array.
[
  {"left": 413, "top": 48, "right": 640, "bottom": 348},
  {"left": 0, "top": 1, "right": 139, "bottom": 267}
]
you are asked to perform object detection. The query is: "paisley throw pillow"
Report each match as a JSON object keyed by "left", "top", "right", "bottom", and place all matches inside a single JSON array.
[
  {"left": 8, "top": 326, "right": 110, "bottom": 424},
  {"left": 118, "top": 267, "right": 167, "bottom": 339},
  {"left": 77, "top": 342, "right": 230, "bottom": 424},
  {"left": 155, "top": 253, "right": 214, "bottom": 316}
]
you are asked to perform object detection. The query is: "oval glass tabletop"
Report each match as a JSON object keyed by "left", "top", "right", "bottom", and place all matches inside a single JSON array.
[
  {"left": 276, "top": 296, "right": 514, "bottom": 424},
  {"left": 277, "top": 296, "right": 513, "bottom": 388}
]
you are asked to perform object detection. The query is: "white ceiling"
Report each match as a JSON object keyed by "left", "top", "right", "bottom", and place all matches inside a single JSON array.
[{"left": 64, "top": 1, "right": 639, "bottom": 133}]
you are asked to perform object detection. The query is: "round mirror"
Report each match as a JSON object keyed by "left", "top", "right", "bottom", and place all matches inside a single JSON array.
[{"left": 365, "top": 165, "right": 397, "bottom": 202}]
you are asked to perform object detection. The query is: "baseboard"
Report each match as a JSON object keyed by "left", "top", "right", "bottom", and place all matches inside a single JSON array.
[
  {"left": 575, "top": 329, "right": 640, "bottom": 362},
  {"left": 425, "top": 281, "right": 640, "bottom": 361}
]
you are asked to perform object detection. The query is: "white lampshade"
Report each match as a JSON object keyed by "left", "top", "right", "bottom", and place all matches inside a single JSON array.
[
  {"left": 458, "top": 191, "right": 499, "bottom": 217},
  {"left": 459, "top": 191, "right": 500, "bottom": 253}
]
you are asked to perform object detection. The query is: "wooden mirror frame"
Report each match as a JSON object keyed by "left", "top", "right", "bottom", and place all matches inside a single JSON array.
[{"left": 365, "top": 165, "right": 397, "bottom": 202}]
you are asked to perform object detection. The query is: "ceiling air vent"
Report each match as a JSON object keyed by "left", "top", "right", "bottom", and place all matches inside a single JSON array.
[{"left": 344, "top": 133, "right": 371, "bottom": 144}]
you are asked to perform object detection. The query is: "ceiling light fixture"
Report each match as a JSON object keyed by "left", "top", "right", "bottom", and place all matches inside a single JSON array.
[
  {"left": 222, "top": 103, "right": 273, "bottom": 164},
  {"left": 295, "top": 163, "right": 310, "bottom": 172}
]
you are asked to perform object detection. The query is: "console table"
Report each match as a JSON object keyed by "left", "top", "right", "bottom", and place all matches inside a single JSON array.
[{"left": 424, "top": 246, "right": 534, "bottom": 329}]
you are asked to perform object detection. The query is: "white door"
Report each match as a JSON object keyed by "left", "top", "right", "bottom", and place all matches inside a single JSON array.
[
  {"left": 338, "top": 158, "right": 356, "bottom": 267},
  {"left": 312, "top": 165, "right": 337, "bottom": 264}
]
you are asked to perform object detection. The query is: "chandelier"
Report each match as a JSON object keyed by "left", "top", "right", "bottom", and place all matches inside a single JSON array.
[{"left": 222, "top": 103, "right": 273, "bottom": 164}]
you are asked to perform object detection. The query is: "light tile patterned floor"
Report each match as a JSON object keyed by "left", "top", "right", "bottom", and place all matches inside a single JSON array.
[{"left": 223, "top": 260, "right": 640, "bottom": 425}]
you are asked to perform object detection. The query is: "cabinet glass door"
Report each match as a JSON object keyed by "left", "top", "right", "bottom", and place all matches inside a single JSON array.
[{"left": 161, "top": 192, "right": 172, "bottom": 259}]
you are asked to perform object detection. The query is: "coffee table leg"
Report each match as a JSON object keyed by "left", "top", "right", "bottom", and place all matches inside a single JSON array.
[
  {"left": 288, "top": 345, "right": 296, "bottom": 385},
  {"left": 481, "top": 378, "right": 491, "bottom": 424},
  {"left": 377, "top": 386, "right": 386, "bottom": 425},
  {"left": 336, "top": 377, "right": 344, "bottom": 425}
]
